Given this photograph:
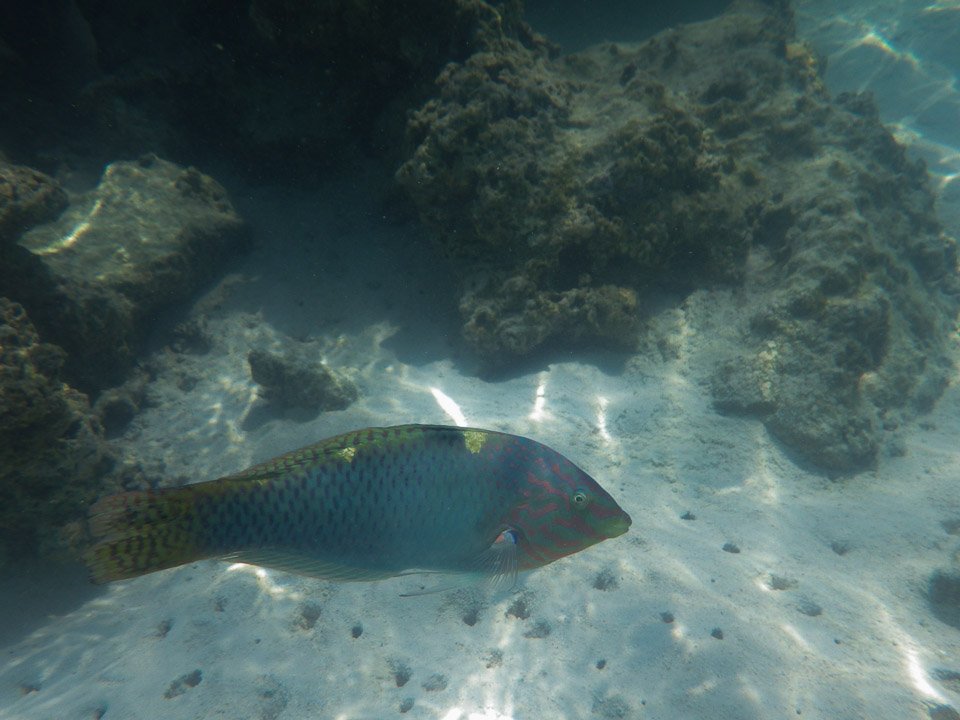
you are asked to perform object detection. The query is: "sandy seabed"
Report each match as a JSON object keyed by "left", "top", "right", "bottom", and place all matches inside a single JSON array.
[{"left": 1, "top": 172, "right": 958, "bottom": 720}]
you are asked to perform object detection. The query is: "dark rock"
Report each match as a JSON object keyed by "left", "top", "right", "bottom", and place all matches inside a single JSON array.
[
  {"left": 929, "top": 569, "right": 960, "bottom": 629},
  {"left": 830, "top": 540, "right": 851, "bottom": 556},
  {"left": 0, "top": 162, "right": 68, "bottom": 243},
  {"left": 421, "top": 673, "right": 448, "bottom": 692},
  {"left": 592, "top": 568, "right": 619, "bottom": 591},
  {"left": 484, "top": 649, "right": 503, "bottom": 668},
  {"left": 522, "top": 619, "right": 551, "bottom": 638},
  {"left": 932, "top": 668, "right": 960, "bottom": 686},
  {"left": 929, "top": 705, "right": 960, "bottom": 720},
  {"left": 10, "top": 156, "right": 247, "bottom": 392},
  {"left": 506, "top": 594, "right": 531, "bottom": 620},
  {"left": 768, "top": 574, "right": 796, "bottom": 591},
  {"left": 92, "top": 370, "right": 149, "bottom": 439},
  {"left": 296, "top": 602, "right": 322, "bottom": 631},
  {"left": 248, "top": 343, "right": 357, "bottom": 414},
  {"left": 170, "top": 316, "right": 212, "bottom": 355},
  {"left": 389, "top": 659, "right": 412, "bottom": 688},
  {"left": 0, "top": 299, "right": 112, "bottom": 565},
  {"left": 461, "top": 282, "right": 641, "bottom": 367},
  {"left": 163, "top": 669, "right": 202, "bottom": 699}
]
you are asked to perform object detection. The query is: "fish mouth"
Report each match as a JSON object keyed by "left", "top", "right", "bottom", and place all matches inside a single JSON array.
[{"left": 604, "top": 510, "right": 632, "bottom": 538}]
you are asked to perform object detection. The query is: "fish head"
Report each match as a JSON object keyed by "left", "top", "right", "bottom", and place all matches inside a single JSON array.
[{"left": 505, "top": 442, "right": 632, "bottom": 571}]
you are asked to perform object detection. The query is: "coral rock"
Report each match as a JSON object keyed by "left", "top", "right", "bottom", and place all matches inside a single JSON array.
[{"left": 0, "top": 299, "right": 111, "bottom": 563}]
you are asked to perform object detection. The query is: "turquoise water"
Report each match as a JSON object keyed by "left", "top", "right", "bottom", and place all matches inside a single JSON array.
[{"left": 794, "top": 0, "right": 960, "bottom": 237}]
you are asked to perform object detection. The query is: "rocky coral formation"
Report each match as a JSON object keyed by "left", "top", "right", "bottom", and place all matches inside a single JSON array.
[
  {"left": 0, "top": 299, "right": 112, "bottom": 565},
  {"left": 248, "top": 344, "right": 358, "bottom": 416},
  {"left": 6, "top": 154, "right": 247, "bottom": 392},
  {"left": 397, "top": 6, "right": 752, "bottom": 363},
  {"left": 0, "top": 152, "right": 246, "bottom": 563},
  {"left": 460, "top": 281, "right": 640, "bottom": 360},
  {"left": 0, "top": 162, "right": 68, "bottom": 242},
  {"left": 398, "top": 0, "right": 958, "bottom": 471},
  {"left": 696, "top": 41, "right": 958, "bottom": 472}
]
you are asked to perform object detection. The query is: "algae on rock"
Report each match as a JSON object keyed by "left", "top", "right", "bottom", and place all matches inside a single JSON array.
[
  {"left": 0, "top": 300, "right": 112, "bottom": 564},
  {"left": 397, "top": 6, "right": 752, "bottom": 365},
  {"left": 11, "top": 154, "right": 248, "bottom": 392},
  {"left": 398, "top": 0, "right": 958, "bottom": 472}
]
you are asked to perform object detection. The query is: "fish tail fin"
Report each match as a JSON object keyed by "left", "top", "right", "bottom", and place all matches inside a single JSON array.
[{"left": 84, "top": 487, "right": 207, "bottom": 583}]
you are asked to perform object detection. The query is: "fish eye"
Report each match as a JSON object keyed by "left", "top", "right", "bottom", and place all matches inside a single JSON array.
[{"left": 571, "top": 489, "right": 591, "bottom": 510}]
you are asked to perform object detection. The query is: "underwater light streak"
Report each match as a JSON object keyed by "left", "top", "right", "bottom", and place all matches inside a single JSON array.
[
  {"left": 226, "top": 563, "right": 296, "bottom": 599},
  {"left": 430, "top": 387, "right": 467, "bottom": 426},
  {"left": 687, "top": 677, "right": 719, "bottom": 696},
  {"left": 529, "top": 372, "right": 548, "bottom": 421},
  {"left": 234, "top": 381, "right": 261, "bottom": 435},
  {"left": 868, "top": 599, "right": 949, "bottom": 704},
  {"left": 779, "top": 623, "right": 811, "bottom": 652},
  {"left": 854, "top": 30, "right": 921, "bottom": 72},
  {"left": 439, "top": 709, "right": 515, "bottom": 720},
  {"left": 595, "top": 395, "right": 611, "bottom": 442},
  {"left": 904, "top": 646, "right": 946, "bottom": 703},
  {"left": 936, "top": 171, "right": 959, "bottom": 193},
  {"left": 878, "top": 598, "right": 947, "bottom": 703},
  {"left": 922, "top": 2, "right": 960, "bottom": 12},
  {"left": 206, "top": 400, "right": 223, "bottom": 426},
  {"left": 743, "top": 440, "right": 780, "bottom": 505},
  {"left": 37, "top": 197, "right": 104, "bottom": 255}
]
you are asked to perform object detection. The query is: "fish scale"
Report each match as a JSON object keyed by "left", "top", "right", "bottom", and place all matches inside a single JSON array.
[{"left": 85, "top": 424, "right": 631, "bottom": 585}]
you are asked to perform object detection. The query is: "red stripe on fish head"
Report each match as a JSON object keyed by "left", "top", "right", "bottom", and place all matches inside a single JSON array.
[{"left": 502, "top": 439, "right": 631, "bottom": 571}]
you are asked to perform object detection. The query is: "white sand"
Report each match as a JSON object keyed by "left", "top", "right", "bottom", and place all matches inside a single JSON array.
[{"left": 3, "top": 6, "right": 960, "bottom": 719}]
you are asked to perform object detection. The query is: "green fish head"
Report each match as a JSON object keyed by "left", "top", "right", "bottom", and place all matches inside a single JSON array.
[{"left": 507, "top": 442, "right": 632, "bottom": 571}]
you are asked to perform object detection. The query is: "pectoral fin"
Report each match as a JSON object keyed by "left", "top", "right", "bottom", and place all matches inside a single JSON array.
[{"left": 398, "top": 529, "right": 520, "bottom": 597}]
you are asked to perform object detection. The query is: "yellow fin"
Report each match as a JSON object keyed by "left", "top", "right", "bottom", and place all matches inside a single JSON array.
[{"left": 85, "top": 488, "right": 205, "bottom": 583}]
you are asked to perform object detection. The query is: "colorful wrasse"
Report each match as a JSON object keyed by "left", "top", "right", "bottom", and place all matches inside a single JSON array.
[{"left": 85, "top": 425, "right": 631, "bottom": 588}]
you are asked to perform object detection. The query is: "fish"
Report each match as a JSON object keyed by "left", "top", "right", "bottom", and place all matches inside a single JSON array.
[{"left": 85, "top": 424, "right": 631, "bottom": 589}]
